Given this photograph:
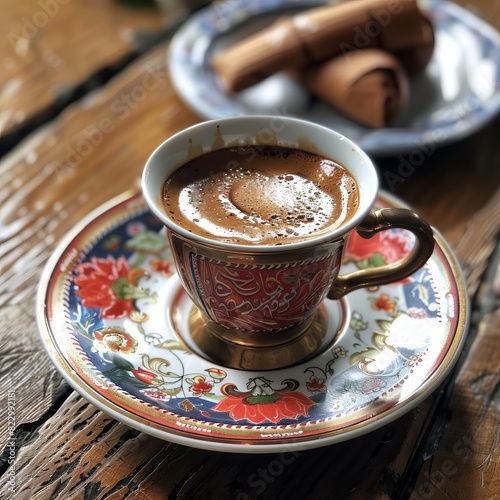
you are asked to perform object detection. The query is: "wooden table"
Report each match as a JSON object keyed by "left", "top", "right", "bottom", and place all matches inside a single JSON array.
[{"left": 1, "top": 0, "right": 499, "bottom": 498}]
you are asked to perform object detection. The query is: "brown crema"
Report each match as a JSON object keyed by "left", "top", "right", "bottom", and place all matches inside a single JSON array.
[{"left": 162, "top": 146, "right": 358, "bottom": 245}]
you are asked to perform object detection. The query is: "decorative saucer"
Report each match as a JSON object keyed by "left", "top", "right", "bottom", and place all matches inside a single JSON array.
[
  {"left": 168, "top": 0, "right": 500, "bottom": 155},
  {"left": 37, "top": 191, "right": 468, "bottom": 453}
]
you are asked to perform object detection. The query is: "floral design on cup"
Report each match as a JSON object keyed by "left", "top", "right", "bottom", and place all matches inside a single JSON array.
[{"left": 191, "top": 250, "right": 342, "bottom": 331}]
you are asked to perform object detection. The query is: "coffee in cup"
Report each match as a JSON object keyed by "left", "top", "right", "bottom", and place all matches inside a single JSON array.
[{"left": 161, "top": 145, "right": 359, "bottom": 245}]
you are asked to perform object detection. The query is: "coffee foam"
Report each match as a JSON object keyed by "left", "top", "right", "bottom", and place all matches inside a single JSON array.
[{"left": 162, "top": 146, "right": 358, "bottom": 245}]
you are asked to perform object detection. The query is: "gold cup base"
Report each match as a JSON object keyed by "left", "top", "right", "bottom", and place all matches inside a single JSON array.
[{"left": 187, "top": 307, "right": 329, "bottom": 371}]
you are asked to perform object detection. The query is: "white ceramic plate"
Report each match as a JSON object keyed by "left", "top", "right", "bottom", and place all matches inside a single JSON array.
[{"left": 168, "top": 0, "right": 500, "bottom": 155}]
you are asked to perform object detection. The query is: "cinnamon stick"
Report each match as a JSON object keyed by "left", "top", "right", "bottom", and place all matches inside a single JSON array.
[
  {"left": 302, "top": 48, "right": 410, "bottom": 128},
  {"left": 212, "top": 0, "right": 431, "bottom": 92}
]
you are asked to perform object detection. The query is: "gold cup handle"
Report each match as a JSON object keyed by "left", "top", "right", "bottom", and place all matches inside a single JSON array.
[{"left": 328, "top": 208, "right": 435, "bottom": 300}]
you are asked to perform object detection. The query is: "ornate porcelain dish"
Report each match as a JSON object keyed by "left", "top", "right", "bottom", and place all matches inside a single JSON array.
[{"left": 37, "top": 191, "right": 468, "bottom": 453}]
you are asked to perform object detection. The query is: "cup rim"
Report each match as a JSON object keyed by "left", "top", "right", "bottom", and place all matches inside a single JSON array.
[{"left": 142, "top": 115, "right": 379, "bottom": 252}]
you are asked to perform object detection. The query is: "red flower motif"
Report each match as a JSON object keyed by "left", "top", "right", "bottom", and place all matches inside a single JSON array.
[
  {"left": 74, "top": 256, "right": 150, "bottom": 319},
  {"left": 188, "top": 376, "right": 213, "bottom": 396},
  {"left": 150, "top": 258, "right": 173, "bottom": 277},
  {"left": 346, "top": 230, "right": 412, "bottom": 264},
  {"left": 305, "top": 375, "right": 327, "bottom": 393},
  {"left": 212, "top": 386, "right": 315, "bottom": 424},
  {"left": 132, "top": 367, "right": 159, "bottom": 385},
  {"left": 371, "top": 294, "right": 396, "bottom": 313}
]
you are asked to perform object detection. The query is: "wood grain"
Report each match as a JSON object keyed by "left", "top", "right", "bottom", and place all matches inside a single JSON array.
[
  {"left": 0, "top": 43, "right": 198, "bottom": 456},
  {"left": 379, "top": 115, "right": 500, "bottom": 249},
  {"left": 0, "top": 0, "right": 164, "bottom": 149},
  {"left": 0, "top": 43, "right": 198, "bottom": 307},
  {"left": 454, "top": 187, "right": 500, "bottom": 296},
  {"left": 405, "top": 204, "right": 500, "bottom": 499},
  {"left": 0, "top": 391, "right": 425, "bottom": 500},
  {"left": 409, "top": 311, "right": 500, "bottom": 500}
]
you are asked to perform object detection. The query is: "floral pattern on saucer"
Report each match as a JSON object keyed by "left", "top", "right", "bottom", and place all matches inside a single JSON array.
[{"left": 38, "top": 192, "right": 468, "bottom": 452}]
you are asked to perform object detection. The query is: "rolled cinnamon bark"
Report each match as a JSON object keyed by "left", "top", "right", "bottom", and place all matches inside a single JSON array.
[
  {"left": 212, "top": 0, "right": 431, "bottom": 92},
  {"left": 393, "top": 15, "right": 435, "bottom": 75},
  {"left": 302, "top": 49, "right": 410, "bottom": 128}
]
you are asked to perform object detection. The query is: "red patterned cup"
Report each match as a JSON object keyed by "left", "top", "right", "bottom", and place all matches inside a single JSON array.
[{"left": 142, "top": 116, "right": 434, "bottom": 338}]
